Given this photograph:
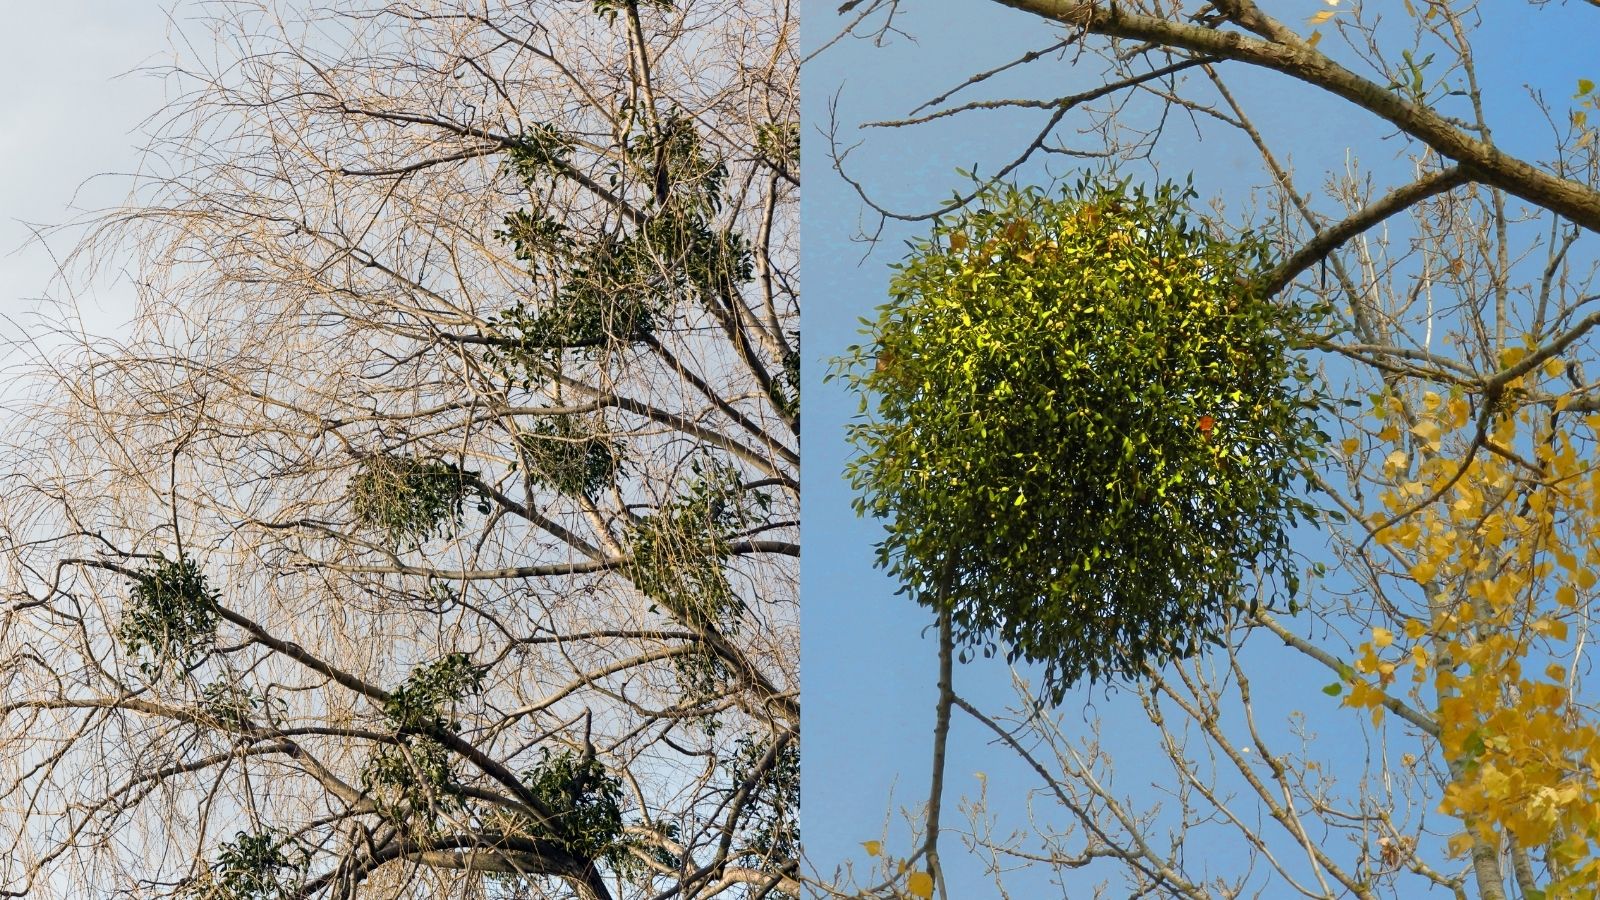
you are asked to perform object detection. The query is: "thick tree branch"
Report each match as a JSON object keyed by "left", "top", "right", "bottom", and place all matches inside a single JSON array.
[{"left": 988, "top": 0, "right": 1600, "bottom": 232}]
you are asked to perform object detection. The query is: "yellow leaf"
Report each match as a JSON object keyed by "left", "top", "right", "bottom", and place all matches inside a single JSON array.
[
  {"left": 1373, "top": 626, "right": 1395, "bottom": 648},
  {"left": 1411, "top": 420, "right": 1442, "bottom": 449},
  {"left": 1483, "top": 577, "right": 1514, "bottom": 611},
  {"left": 1404, "top": 619, "right": 1426, "bottom": 639},
  {"left": 1579, "top": 568, "right": 1598, "bottom": 591},
  {"left": 1547, "top": 663, "right": 1567, "bottom": 681},
  {"left": 1545, "top": 357, "right": 1567, "bottom": 379},
  {"left": 1306, "top": 29, "right": 1323, "bottom": 48},
  {"left": 1384, "top": 449, "right": 1409, "bottom": 475},
  {"left": 1355, "top": 644, "right": 1380, "bottom": 674},
  {"left": 1536, "top": 618, "right": 1571, "bottom": 642},
  {"left": 1447, "top": 832, "right": 1476, "bottom": 857},
  {"left": 1340, "top": 437, "right": 1361, "bottom": 455},
  {"left": 1558, "top": 585, "right": 1578, "bottom": 606},
  {"left": 1555, "top": 831, "right": 1591, "bottom": 868},
  {"left": 1308, "top": 9, "right": 1336, "bottom": 24},
  {"left": 907, "top": 871, "right": 934, "bottom": 899},
  {"left": 862, "top": 841, "right": 882, "bottom": 857}
]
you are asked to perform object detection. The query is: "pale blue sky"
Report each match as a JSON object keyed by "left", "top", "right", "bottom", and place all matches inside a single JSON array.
[{"left": 0, "top": 3, "right": 173, "bottom": 362}]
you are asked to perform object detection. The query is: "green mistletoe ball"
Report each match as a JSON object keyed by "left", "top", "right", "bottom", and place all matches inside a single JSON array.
[{"left": 839, "top": 177, "right": 1328, "bottom": 700}]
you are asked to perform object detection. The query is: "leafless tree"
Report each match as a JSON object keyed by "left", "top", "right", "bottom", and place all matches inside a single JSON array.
[
  {"left": 0, "top": 2, "right": 797, "bottom": 898},
  {"left": 816, "top": 2, "right": 1600, "bottom": 898}
]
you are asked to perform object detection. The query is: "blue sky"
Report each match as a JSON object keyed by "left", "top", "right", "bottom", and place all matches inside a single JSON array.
[{"left": 800, "top": 1, "right": 1600, "bottom": 895}]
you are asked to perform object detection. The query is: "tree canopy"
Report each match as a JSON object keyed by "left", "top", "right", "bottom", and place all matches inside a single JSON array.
[{"left": 0, "top": 2, "right": 797, "bottom": 898}]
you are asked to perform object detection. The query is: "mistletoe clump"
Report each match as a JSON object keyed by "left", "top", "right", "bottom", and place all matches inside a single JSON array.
[
  {"left": 382, "top": 652, "right": 487, "bottom": 732},
  {"left": 517, "top": 415, "right": 623, "bottom": 498},
  {"left": 487, "top": 116, "right": 753, "bottom": 387},
  {"left": 626, "top": 460, "right": 756, "bottom": 630},
  {"left": 841, "top": 177, "right": 1328, "bottom": 699},
  {"left": 185, "top": 829, "right": 308, "bottom": 900},
  {"left": 523, "top": 748, "right": 626, "bottom": 862},
  {"left": 348, "top": 453, "right": 482, "bottom": 547},
  {"left": 626, "top": 462, "right": 763, "bottom": 712},
  {"left": 359, "top": 736, "right": 463, "bottom": 826},
  {"left": 118, "top": 555, "right": 220, "bottom": 676}
]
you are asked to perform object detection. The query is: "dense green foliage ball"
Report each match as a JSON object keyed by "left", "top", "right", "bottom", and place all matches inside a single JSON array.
[
  {"left": 119, "top": 555, "right": 220, "bottom": 676},
  {"left": 840, "top": 178, "right": 1327, "bottom": 699}
]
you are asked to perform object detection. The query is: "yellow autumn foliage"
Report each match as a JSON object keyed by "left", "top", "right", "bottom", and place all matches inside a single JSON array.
[{"left": 1342, "top": 375, "right": 1600, "bottom": 893}]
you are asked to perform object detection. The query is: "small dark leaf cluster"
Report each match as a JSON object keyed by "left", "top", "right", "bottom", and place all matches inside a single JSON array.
[
  {"left": 756, "top": 120, "right": 800, "bottom": 172},
  {"left": 768, "top": 329, "right": 801, "bottom": 420},
  {"left": 200, "top": 682, "right": 268, "bottom": 729},
  {"left": 592, "top": 0, "right": 674, "bottom": 20},
  {"left": 672, "top": 647, "right": 736, "bottom": 728},
  {"left": 118, "top": 555, "right": 219, "bottom": 677},
  {"left": 188, "top": 829, "right": 307, "bottom": 900},
  {"left": 840, "top": 177, "right": 1330, "bottom": 700},
  {"left": 505, "top": 124, "right": 573, "bottom": 181},
  {"left": 382, "top": 652, "right": 487, "bottom": 732},
  {"left": 523, "top": 747, "right": 626, "bottom": 862},
  {"left": 517, "top": 415, "right": 623, "bottom": 498},
  {"left": 360, "top": 736, "right": 462, "bottom": 825},
  {"left": 626, "top": 460, "right": 756, "bottom": 631},
  {"left": 497, "top": 209, "right": 569, "bottom": 276},
  {"left": 631, "top": 116, "right": 729, "bottom": 215},
  {"left": 348, "top": 454, "right": 484, "bottom": 547}
]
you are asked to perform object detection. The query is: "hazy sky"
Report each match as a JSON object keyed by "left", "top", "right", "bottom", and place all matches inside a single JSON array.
[{"left": 0, "top": 4, "right": 174, "bottom": 360}]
